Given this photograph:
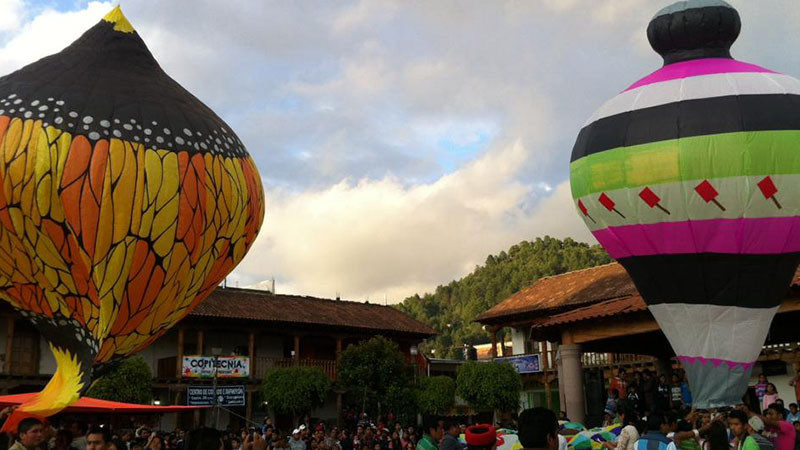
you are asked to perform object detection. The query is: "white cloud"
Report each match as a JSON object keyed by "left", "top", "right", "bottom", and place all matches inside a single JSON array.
[
  {"left": 231, "top": 140, "right": 593, "bottom": 303},
  {"left": 0, "top": 0, "right": 25, "bottom": 33},
  {"left": 0, "top": 2, "right": 113, "bottom": 75}
]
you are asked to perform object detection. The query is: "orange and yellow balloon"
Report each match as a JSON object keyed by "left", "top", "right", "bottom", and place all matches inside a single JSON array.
[{"left": 0, "top": 6, "right": 264, "bottom": 425}]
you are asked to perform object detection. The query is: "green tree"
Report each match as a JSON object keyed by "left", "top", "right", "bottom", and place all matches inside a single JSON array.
[
  {"left": 262, "top": 366, "right": 331, "bottom": 418},
  {"left": 416, "top": 376, "right": 456, "bottom": 415},
  {"left": 337, "top": 336, "right": 411, "bottom": 418},
  {"left": 397, "top": 236, "right": 610, "bottom": 358},
  {"left": 456, "top": 361, "right": 521, "bottom": 412},
  {"left": 87, "top": 356, "right": 153, "bottom": 404}
]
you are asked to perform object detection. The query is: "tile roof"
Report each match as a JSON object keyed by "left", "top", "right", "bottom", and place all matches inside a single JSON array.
[
  {"left": 189, "top": 287, "right": 437, "bottom": 337},
  {"left": 532, "top": 295, "right": 647, "bottom": 328},
  {"left": 477, "top": 263, "right": 800, "bottom": 325},
  {"left": 476, "top": 263, "right": 636, "bottom": 323}
]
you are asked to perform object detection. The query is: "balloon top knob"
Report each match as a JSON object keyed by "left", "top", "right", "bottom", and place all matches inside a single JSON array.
[{"left": 647, "top": 0, "right": 741, "bottom": 65}]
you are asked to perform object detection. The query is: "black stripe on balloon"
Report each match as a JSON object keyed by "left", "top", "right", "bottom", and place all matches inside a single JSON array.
[
  {"left": 571, "top": 94, "right": 800, "bottom": 162},
  {"left": 616, "top": 252, "right": 800, "bottom": 309}
]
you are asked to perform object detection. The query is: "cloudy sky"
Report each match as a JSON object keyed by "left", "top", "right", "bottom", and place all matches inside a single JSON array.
[{"left": 1, "top": 0, "right": 799, "bottom": 303}]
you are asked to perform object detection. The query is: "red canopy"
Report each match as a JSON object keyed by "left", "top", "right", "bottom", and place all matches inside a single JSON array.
[{"left": 0, "top": 394, "right": 207, "bottom": 413}]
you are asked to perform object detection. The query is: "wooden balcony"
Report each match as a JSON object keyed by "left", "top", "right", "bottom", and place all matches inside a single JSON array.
[{"left": 253, "top": 357, "right": 337, "bottom": 380}]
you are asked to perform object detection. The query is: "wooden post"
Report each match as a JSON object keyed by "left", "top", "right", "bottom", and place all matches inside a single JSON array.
[
  {"left": 249, "top": 332, "right": 256, "bottom": 380},
  {"left": 197, "top": 330, "right": 204, "bottom": 355},
  {"left": 246, "top": 391, "right": 253, "bottom": 423},
  {"left": 490, "top": 327, "right": 498, "bottom": 359},
  {"left": 500, "top": 332, "right": 508, "bottom": 357},
  {"left": 177, "top": 328, "right": 185, "bottom": 376},
  {"left": 4, "top": 317, "right": 14, "bottom": 374},
  {"left": 294, "top": 335, "right": 300, "bottom": 364},
  {"left": 336, "top": 337, "right": 343, "bottom": 359},
  {"left": 544, "top": 376, "right": 553, "bottom": 410}
]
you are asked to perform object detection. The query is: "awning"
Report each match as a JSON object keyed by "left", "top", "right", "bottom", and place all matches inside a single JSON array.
[{"left": 0, "top": 394, "right": 207, "bottom": 413}]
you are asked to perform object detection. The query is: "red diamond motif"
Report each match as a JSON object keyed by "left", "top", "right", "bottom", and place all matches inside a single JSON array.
[
  {"left": 757, "top": 176, "right": 778, "bottom": 199},
  {"left": 694, "top": 180, "right": 719, "bottom": 203},
  {"left": 639, "top": 187, "right": 660, "bottom": 208},
  {"left": 598, "top": 193, "right": 615, "bottom": 211}
]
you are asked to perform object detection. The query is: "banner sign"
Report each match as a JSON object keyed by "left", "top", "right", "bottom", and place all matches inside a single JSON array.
[
  {"left": 182, "top": 355, "right": 250, "bottom": 378},
  {"left": 496, "top": 354, "right": 541, "bottom": 374},
  {"left": 187, "top": 384, "right": 246, "bottom": 406}
]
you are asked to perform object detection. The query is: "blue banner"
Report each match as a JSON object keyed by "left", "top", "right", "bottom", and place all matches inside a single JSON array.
[{"left": 496, "top": 354, "right": 541, "bottom": 374}]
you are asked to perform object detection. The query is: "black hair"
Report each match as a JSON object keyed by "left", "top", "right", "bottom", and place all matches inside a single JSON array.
[
  {"left": 186, "top": 428, "right": 224, "bottom": 450},
  {"left": 619, "top": 406, "right": 638, "bottom": 427},
  {"left": 18, "top": 417, "right": 43, "bottom": 435},
  {"left": 728, "top": 410, "right": 748, "bottom": 425},
  {"left": 791, "top": 403, "right": 798, "bottom": 409},
  {"left": 644, "top": 412, "right": 663, "bottom": 433},
  {"left": 422, "top": 416, "right": 440, "bottom": 435},
  {"left": 768, "top": 403, "right": 786, "bottom": 419},
  {"left": 89, "top": 427, "right": 112, "bottom": 444},
  {"left": 705, "top": 422, "right": 729, "bottom": 450},
  {"left": 112, "top": 439, "right": 129, "bottom": 450},
  {"left": 518, "top": 407, "right": 558, "bottom": 449}
]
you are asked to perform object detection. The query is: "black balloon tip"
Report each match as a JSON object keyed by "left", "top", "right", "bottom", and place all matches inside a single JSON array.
[{"left": 647, "top": 0, "right": 741, "bottom": 66}]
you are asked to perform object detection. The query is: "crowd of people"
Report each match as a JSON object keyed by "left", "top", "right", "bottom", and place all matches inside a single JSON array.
[
  {"left": 594, "top": 368, "right": 800, "bottom": 450},
  {"left": 2, "top": 370, "right": 800, "bottom": 450}
]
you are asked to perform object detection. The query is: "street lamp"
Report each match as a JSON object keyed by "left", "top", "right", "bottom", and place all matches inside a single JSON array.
[{"left": 211, "top": 347, "right": 223, "bottom": 429}]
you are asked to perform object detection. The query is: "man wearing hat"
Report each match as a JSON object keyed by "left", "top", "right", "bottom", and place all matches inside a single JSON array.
[
  {"left": 290, "top": 429, "right": 306, "bottom": 450},
  {"left": 464, "top": 425, "right": 496, "bottom": 450},
  {"left": 746, "top": 416, "right": 776, "bottom": 450}
]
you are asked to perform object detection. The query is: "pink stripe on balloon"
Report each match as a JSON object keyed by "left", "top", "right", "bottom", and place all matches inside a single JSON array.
[
  {"left": 677, "top": 355, "right": 755, "bottom": 371},
  {"left": 624, "top": 58, "right": 776, "bottom": 92},
  {"left": 592, "top": 217, "right": 800, "bottom": 259}
]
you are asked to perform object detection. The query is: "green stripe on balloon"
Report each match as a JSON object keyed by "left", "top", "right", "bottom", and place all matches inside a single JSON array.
[{"left": 570, "top": 130, "right": 800, "bottom": 198}]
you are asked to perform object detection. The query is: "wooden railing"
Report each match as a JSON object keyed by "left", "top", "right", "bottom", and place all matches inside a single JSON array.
[
  {"left": 253, "top": 357, "right": 337, "bottom": 380},
  {"left": 582, "top": 352, "right": 655, "bottom": 368}
]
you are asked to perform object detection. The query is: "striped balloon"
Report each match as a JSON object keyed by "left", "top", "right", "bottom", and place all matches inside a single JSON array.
[{"left": 569, "top": 0, "right": 800, "bottom": 408}]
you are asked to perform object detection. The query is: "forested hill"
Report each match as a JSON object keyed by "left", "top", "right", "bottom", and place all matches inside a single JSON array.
[{"left": 396, "top": 236, "right": 611, "bottom": 358}]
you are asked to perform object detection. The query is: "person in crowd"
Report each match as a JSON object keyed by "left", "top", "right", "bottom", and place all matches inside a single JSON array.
[
  {"left": 10, "top": 418, "right": 46, "bottom": 450},
  {"left": 642, "top": 371, "right": 657, "bottom": 413},
  {"left": 628, "top": 385, "right": 643, "bottom": 415},
  {"left": 290, "top": 430, "right": 307, "bottom": 450},
  {"left": 657, "top": 375, "right": 671, "bottom": 413},
  {"left": 606, "top": 389, "right": 619, "bottom": 417},
  {"left": 602, "top": 407, "right": 639, "bottom": 450},
  {"left": 763, "top": 403, "right": 797, "bottom": 450},
  {"left": 704, "top": 421, "right": 730, "bottom": 450},
  {"left": 72, "top": 422, "right": 90, "bottom": 450},
  {"left": 416, "top": 417, "right": 443, "bottom": 450},
  {"left": 670, "top": 375, "right": 683, "bottom": 412},
  {"left": 438, "top": 420, "right": 459, "bottom": 450},
  {"left": 789, "top": 370, "right": 800, "bottom": 404},
  {"left": 633, "top": 411, "right": 676, "bottom": 450},
  {"left": 55, "top": 430, "right": 77, "bottom": 450},
  {"left": 680, "top": 374, "right": 693, "bottom": 409},
  {"left": 611, "top": 369, "right": 629, "bottom": 402},
  {"left": 730, "top": 410, "right": 773, "bottom": 450},
  {"left": 464, "top": 425, "right": 496, "bottom": 450},
  {"left": 87, "top": 428, "right": 112, "bottom": 450},
  {"left": 757, "top": 375, "right": 770, "bottom": 408},
  {"left": 111, "top": 439, "right": 129, "bottom": 450},
  {"left": 763, "top": 385, "right": 781, "bottom": 414},
  {"left": 518, "top": 407, "right": 559, "bottom": 450},
  {"left": 146, "top": 435, "right": 164, "bottom": 450},
  {"left": 185, "top": 428, "right": 224, "bottom": 450}
]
